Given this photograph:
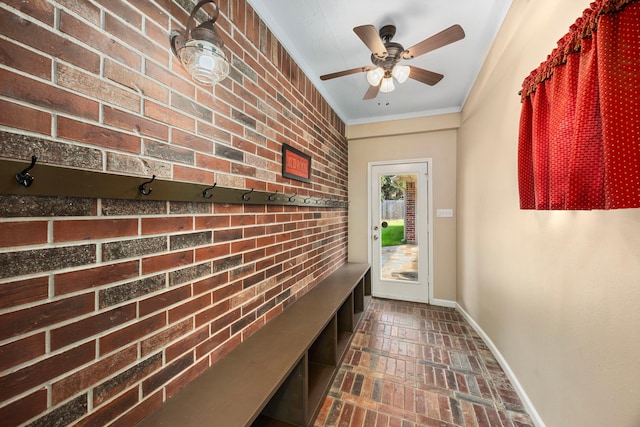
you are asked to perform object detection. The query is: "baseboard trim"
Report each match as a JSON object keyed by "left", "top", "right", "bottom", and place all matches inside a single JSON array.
[
  {"left": 430, "top": 298, "right": 457, "bottom": 308},
  {"left": 455, "top": 303, "right": 546, "bottom": 427}
]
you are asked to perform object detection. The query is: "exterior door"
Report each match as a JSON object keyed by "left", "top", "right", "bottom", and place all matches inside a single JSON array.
[{"left": 369, "top": 161, "right": 430, "bottom": 303}]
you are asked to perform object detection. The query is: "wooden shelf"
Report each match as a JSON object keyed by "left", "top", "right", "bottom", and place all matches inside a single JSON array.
[
  {"left": 251, "top": 416, "right": 298, "bottom": 427},
  {"left": 336, "top": 331, "right": 352, "bottom": 361},
  {"left": 337, "top": 294, "right": 354, "bottom": 333},
  {"left": 307, "top": 362, "right": 335, "bottom": 420},
  {"left": 260, "top": 357, "right": 306, "bottom": 426},
  {"left": 364, "top": 272, "right": 372, "bottom": 296},
  {"left": 137, "top": 263, "right": 371, "bottom": 427},
  {"left": 354, "top": 278, "right": 365, "bottom": 314},
  {"left": 309, "top": 317, "right": 337, "bottom": 367},
  {"left": 353, "top": 311, "right": 364, "bottom": 328},
  {"left": 364, "top": 295, "right": 372, "bottom": 307}
]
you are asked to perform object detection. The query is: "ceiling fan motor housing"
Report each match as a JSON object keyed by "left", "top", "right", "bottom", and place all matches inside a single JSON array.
[
  {"left": 378, "top": 25, "right": 396, "bottom": 42},
  {"left": 371, "top": 42, "right": 404, "bottom": 76},
  {"left": 371, "top": 25, "right": 406, "bottom": 76}
]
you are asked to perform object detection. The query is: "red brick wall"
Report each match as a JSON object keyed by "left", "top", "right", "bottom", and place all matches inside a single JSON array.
[
  {"left": 405, "top": 181, "right": 416, "bottom": 242},
  {"left": 0, "top": 1, "right": 348, "bottom": 425}
]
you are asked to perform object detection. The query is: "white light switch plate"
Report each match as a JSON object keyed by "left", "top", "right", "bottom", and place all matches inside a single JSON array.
[{"left": 436, "top": 209, "right": 454, "bottom": 218}]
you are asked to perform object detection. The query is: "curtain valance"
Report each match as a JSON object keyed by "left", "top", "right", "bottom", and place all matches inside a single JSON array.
[{"left": 518, "top": 0, "right": 640, "bottom": 210}]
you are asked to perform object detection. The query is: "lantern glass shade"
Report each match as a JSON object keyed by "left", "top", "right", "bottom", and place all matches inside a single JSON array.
[{"left": 178, "top": 39, "right": 229, "bottom": 86}]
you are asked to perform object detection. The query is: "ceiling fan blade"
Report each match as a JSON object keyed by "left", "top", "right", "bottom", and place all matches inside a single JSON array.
[
  {"left": 409, "top": 67, "right": 444, "bottom": 86},
  {"left": 363, "top": 82, "right": 381, "bottom": 100},
  {"left": 353, "top": 25, "right": 388, "bottom": 58},
  {"left": 403, "top": 24, "right": 465, "bottom": 59},
  {"left": 320, "top": 66, "right": 373, "bottom": 81}
]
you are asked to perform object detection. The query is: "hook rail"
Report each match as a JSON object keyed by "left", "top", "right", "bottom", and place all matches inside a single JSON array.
[{"left": 1, "top": 158, "right": 349, "bottom": 208}]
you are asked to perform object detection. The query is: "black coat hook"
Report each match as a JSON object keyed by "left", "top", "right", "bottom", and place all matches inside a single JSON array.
[
  {"left": 202, "top": 182, "right": 217, "bottom": 199},
  {"left": 242, "top": 188, "right": 254, "bottom": 201},
  {"left": 288, "top": 192, "right": 297, "bottom": 202},
  {"left": 139, "top": 175, "right": 156, "bottom": 196},
  {"left": 15, "top": 155, "right": 37, "bottom": 187},
  {"left": 303, "top": 197, "right": 311, "bottom": 204},
  {"left": 267, "top": 190, "right": 279, "bottom": 201}
]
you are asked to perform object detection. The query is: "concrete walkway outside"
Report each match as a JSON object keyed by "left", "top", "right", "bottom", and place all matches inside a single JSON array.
[{"left": 380, "top": 244, "right": 418, "bottom": 281}]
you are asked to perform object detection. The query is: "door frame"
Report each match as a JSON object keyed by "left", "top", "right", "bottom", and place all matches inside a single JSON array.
[{"left": 367, "top": 159, "right": 434, "bottom": 303}]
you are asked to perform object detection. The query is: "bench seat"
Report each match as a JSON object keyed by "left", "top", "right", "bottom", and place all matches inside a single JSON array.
[{"left": 138, "top": 262, "right": 371, "bottom": 427}]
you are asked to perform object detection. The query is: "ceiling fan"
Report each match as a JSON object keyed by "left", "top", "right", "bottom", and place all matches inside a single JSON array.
[{"left": 320, "top": 24, "right": 465, "bottom": 100}]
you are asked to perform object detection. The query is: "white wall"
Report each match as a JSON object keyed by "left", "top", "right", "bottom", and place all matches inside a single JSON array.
[
  {"left": 457, "top": 1, "right": 640, "bottom": 426},
  {"left": 347, "top": 114, "right": 458, "bottom": 302}
]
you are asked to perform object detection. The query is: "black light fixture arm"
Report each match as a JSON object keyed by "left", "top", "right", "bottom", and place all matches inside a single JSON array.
[
  {"left": 170, "top": 0, "right": 224, "bottom": 57},
  {"left": 186, "top": 0, "right": 220, "bottom": 35}
]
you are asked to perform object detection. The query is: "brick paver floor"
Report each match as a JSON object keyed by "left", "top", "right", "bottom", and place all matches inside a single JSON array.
[{"left": 314, "top": 299, "right": 536, "bottom": 427}]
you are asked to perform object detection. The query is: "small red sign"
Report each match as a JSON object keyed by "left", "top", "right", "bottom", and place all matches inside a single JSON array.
[{"left": 282, "top": 144, "right": 311, "bottom": 183}]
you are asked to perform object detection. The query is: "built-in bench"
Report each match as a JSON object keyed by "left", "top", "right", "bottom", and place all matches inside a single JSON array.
[{"left": 137, "top": 262, "right": 372, "bottom": 427}]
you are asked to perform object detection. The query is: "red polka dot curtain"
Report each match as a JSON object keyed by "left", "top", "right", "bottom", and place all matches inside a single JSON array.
[{"left": 518, "top": 0, "right": 640, "bottom": 210}]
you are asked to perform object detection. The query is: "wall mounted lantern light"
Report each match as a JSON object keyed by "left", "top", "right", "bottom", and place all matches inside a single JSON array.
[{"left": 170, "top": 0, "right": 230, "bottom": 86}]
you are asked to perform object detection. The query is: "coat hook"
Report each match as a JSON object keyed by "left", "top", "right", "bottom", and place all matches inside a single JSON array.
[
  {"left": 139, "top": 175, "right": 156, "bottom": 196},
  {"left": 242, "top": 188, "right": 254, "bottom": 201},
  {"left": 267, "top": 190, "right": 279, "bottom": 201},
  {"left": 288, "top": 192, "right": 297, "bottom": 202},
  {"left": 202, "top": 182, "right": 217, "bottom": 199},
  {"left": 316, "top": 198, "right": 323, "bottom": 205},
  {"left": 15, "top": 155, "right": 38, "bottom": 187},
  {"left": 303, "top": 197, "right": 311, "bottom": 204}
]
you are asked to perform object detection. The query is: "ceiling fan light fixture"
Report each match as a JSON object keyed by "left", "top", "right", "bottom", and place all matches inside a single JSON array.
[
  {"left": 170, "top": 0, "right": 230, "bottom": 86},
  {"left": 366, "top": 67, "right": 384, "bottom": 86},
  {"left": 320, "top": 23, "right": 466, "bottom": 101},
  {"left": 380, "top": 77, "right": 395, "bottom": 93},
  {"left": 392, "top": 65, "right": 410, "bottom": 84}
]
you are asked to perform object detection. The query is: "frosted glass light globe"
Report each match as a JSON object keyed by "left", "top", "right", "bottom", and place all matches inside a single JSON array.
[
  {"left": 380, "top": 77, "right": 395, "bottom": 93},
  {"left": 366, "top": 67, "right": 384, "bottom": 86},
  {"left": 392, "top": 65, "right": 410, "bottom": 84},
  {"left": 179, "top": 39, "right": 229, "bottom": 86}
]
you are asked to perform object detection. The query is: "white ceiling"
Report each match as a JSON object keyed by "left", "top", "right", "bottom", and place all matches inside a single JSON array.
[{"left": 247, "top": 0, "right": 513, "bottom": 125}]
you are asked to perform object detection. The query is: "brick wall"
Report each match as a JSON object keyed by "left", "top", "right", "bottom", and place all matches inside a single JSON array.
[
  {"left": 405, "top": 181, "right": 416, "bottom": 242},
  {"left": 0, "top": 1, "right": 348, "bottom": 425}
]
